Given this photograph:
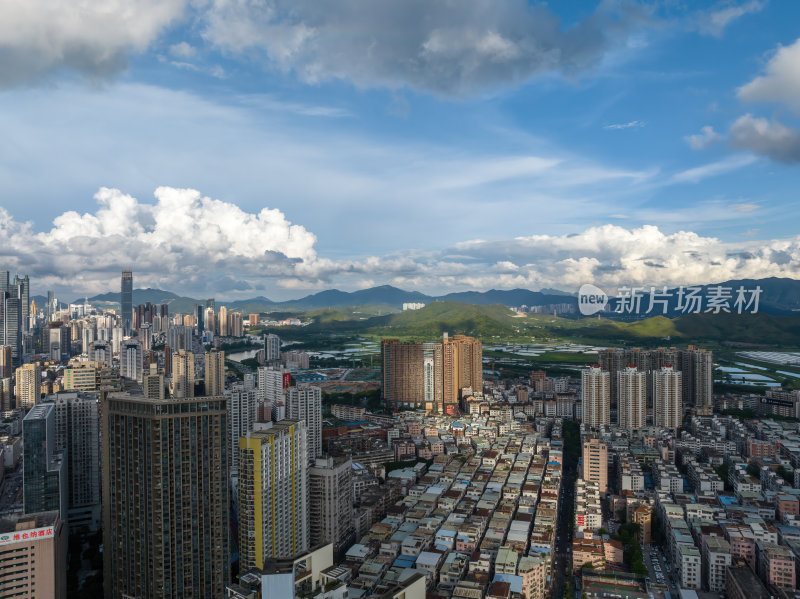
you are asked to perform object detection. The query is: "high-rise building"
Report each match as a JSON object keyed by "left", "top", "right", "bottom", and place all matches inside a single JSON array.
[
  {"left": 46, "top": 323, "right": 70, "bottom": 361},
  {"left": 436, "top": 334, "right": 483, "bottom": 413},
  {"left": 15, "top": 363, "right": 41, "bottom": 408},
  {"left": 0, "top": 344, "right": 11, "bottom": 378},
  {"left": 196, "top": 304, "right": 205, "bottom": 334},
  {"left": 228, "top": 312, "right": 243, "bottom": 337},
  {"left": 13, "top": 274, "right": 29, "bottom": 334},
  {"left": 654, "top": 366, "right": 682, "bottom": 430},
  {"left": 46, "top": 290, "right": 55, "bottom": 321},
  {"left": 23, "top": 404, "right": 67, "bottom": 517},
  {"left": 582, "top": 437, "right": 608, "bottom": 494},
  {"left": 120, "top": 339, "right": 143, "bottom": 383},
  {"left": 120, "top": 270, "right": 133, "bottom": 335},
  {"left": 171, "top": 349, "right": 195, "bottom": 398},
  {"left": 581, "top": 366, "right": 610, "bottom": 428},
  {"left": 617, "top": 366, "right": 646, "bottom": 430},
  {"left": 1, "top": 278, "right": 23, "bottom": 367},
  {"left": 309, "top": 456, "right": 354, "bottom": 550},
  {"left": 101, "top": 393, "right": 229, "bottom": 598},
  {"left": 381, "top": 340, "right": 424, "bottom": 410},
  {"left": 205, "top": 350, "right": 225, "bottom": 396},
  {"left": 166, "top": 324, "right": 193, "bottom": 352},
  {"left": 88, "top": 340, "right": 111, "bottom": 366},
  {"left": 678, "top": 347, "right": 713, "bottom": 408},
  {"left": 143, "top": 364, "right": 165, "bottom": 400},
  {"left": 0, "top": 511, "right": 67, "bottom": 598},
  {"left": 265, "top": 333, "right": 281, "bottom": 362},
  {"left": 286, "top": 385, "right": 322, "bottom": 462},
  {"left": 225, "top": 383, "right": 256, "bottom": 471},
  {"left": 256, "top": 366, "right": 287, "bottom": 404},
  {"left": 238, "top": 420, "right": 309, "bottom": 568},
  {"left": 0, "top": 377, "right": 11, "bottom": 411},
  {"left": 381, "top": 335, "right": 482, "bottom": 413},
  {"left": 52, "top": 392, "right": 101, "bottom": 531},
  {"left": 218, "top": 306, "right": 228, "bottom": 336}
]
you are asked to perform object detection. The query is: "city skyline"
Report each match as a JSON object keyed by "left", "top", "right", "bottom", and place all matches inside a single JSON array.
[{"left": 1, "top": 2, "right": 800, "bottom": 299}]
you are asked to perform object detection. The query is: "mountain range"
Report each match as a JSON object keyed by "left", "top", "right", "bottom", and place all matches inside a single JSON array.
[{"left": 64, "top": 277, "right": 800, "bottom": 316}]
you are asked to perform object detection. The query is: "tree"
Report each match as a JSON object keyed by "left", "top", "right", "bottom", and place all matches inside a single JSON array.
[{"left": 746, "top": 463, "right": 760, "bottom": 477}]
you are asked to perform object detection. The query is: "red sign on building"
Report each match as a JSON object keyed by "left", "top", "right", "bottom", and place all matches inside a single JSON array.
[{"left": 282, "top": 372, "right": 292, "bottom": 389}]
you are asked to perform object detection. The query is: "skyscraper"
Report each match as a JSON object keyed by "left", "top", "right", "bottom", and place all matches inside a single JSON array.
[
  {"left": 52, "top": 392, "right": 101, "bottom": 531},
  {"left": 225, "top": 383, "right": 256, "bottom": 471},
  {"left": 678, "top": 347, "right": 713, "bottom": 408},
  {"left": 617, "top": 366, "right": 646, "bottom": 430},
  {"left": 120, "top": 339, "right": 143, "bottom": 383},
  {"left": 309, "top": 456, "right": 354, "bottom": 550},
  {"left": 218, "top": 306, "right": 227, "bottom": 336},
  {"left": 205, "top": 350, "right": 225, "bottom": 396},
  {"left": 265, "top": 333, "right": 281, "bottom": 362},
  {"left": 238, "top": 420, "right": 309, "bottom": 569},
  {"left": 120, "top": 270, "right": 133, "bottom": 335},
  {"left": 381, "top": 339, "right": 424, "bottom": 410},
  {"left": 195, "top": 304, "right": 205, "bottom": 334},
  {"left": 436, "top": 334, "right": 483, "bottom": 413},
  {"left": 581, "top": 366, "right": 610, "bottom": 428},
  {"left": 286, "top": 385, "right": 323, "bottom": 462},
  {"left": 15, "top": 363, "right": 41, "bottom": 408},
  {"left": 1, "top": 278, "right": 23, "bottom": 367},
  {"left": 172, "top": 349, "right": 195, "bottom": 398},
  {"left": 13, "top": 274, "right": 29, "bottom": 334},
  {"left": 101, "top": 393, "right": 229, "bottom": 598},
  {"left": 654, "top": 366, "right": 682, "bottom": 430},
  {"left": 23, "top": 403, "right": 67, "bottom": 517},
  {"left": 0, "top": 344, "right": 13, "bottom": 378}
]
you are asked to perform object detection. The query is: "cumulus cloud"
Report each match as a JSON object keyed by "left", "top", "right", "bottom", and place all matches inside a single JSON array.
[
  {"left": 0, "top": 0, "right": 188, "bottom": 86},
  {"left": 169, "top": 41, "right": 197, "bottom": 59},
  {"left": 685, "top": 125, "right": 723, "bottom": 150},
  {"left": 729, "top": 114, "right": 800, "bottom": 163},
  {"left": 198, "top": 0, "right": 652, "bottom": 95},
  {"left": 0, "top": 186, "right": 317, "bottom": 295},
  {"left": 5, "top": 189, "right": 800, "bottom": 299},
  {"left": 738, "top": 37, "right": 800, "bottom": 113},
  {"left": 692, "top": 0, "right": 765, "bottom": 37}
]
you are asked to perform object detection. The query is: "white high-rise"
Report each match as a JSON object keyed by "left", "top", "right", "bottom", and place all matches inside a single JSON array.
[
  {"left": 265, "top": 333, "right": 281, "bottom": 362},
  {"left": 256, "top": 366, "right": 286, "bottom": 403},
  {"left": 120, "top": 340, "right": 143, "bottom": 383},
  {"left": 581, "top": 366, "right": 610, "bottom": 428},
  {"left": 225, "top": 383, "right": 256, "bottom": 471},
  {"left": 286, "top": 385, "right": 323, "bottom": 462},
  {"left": 654, "top": 366, "right": 682, "bottom": 430},
  {"left": 617, "top": 366, "right": 646, "bottom": 430}
]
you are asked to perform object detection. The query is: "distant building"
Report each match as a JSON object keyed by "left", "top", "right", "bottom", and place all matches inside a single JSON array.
[
  {"left": 654, "top": 366, "right": 682, "bottom": 429},
  {"left": 286, "top": 385, "right": 323, "bottom": 462},
  {"left": 120, "top": 270, "right": 132, "bottom": 335},
  {"left": 171, "top": 349, "right": 194, "bottom": 398},
  {"left": 309, "top": 456, "right": 354, "bottom": 550},
  {"left": 205, "top": 350, "right": 225, "bottom": 396},
  {"left": 23, "top": 404, "right": 66, "bottom": 517},
  {"left": 15, "top": 363, "right": 41, "bottom": 408},
  {"left": 617, "top": 366, "right": 645, "bottom": 430},
  {"left": 120, "top": 339, "right": 143, "bottom": 383},
  {"left": 581, "top": 366, "right": 610, "bottom": 428},
  {"left": 402, "top": 302, "right": 425, "bottom": 311}
]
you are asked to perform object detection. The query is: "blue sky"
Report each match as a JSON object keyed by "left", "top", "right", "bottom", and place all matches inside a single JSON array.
[{"left": 1, "top": 0, "right": 799, "bottom": 300}]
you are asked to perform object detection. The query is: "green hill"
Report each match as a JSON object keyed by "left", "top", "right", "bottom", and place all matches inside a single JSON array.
[{"left": 365, "top": 302, "right": 519, "bottom": 338}]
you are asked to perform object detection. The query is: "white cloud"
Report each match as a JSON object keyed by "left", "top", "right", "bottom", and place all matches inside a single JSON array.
[
  {"left": 685, "top": 125, "right": 723, "bottom": 150},
  {"left": 731, "top": 202, "right": 759, "bottom": 212},
  {"left": 729, "top": 113, "right": 800, "bottom": 163},
  {"left": 671, "top": 154, "right": 757, "bottom": 183},
  {"left": 603, "top": 120, "right": 646, "bottom": 130},
  {"left": 0, "top": 0, "right": 188, "bottom": 86},
  {"left": 198, "top": 0, "right": 652, "bottom": 95},
  {"left": 693, "top": 0, "right": 766, "bottom": 37},
  {"left": 739, "top": 37, "right": 800, "bottom": 113},
  {"left": 4, "top": 190, "right": 800, "bottom": 300},
  {"left": 169, "top": 41, "right": 197, "bottom": 59}
]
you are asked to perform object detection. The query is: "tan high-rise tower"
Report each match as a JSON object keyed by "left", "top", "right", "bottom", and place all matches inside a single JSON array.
[
  {"left": 15, "top": 363, "right": 41, "bottom": 408},
  {"left": 101, "top": 393, "right": 229, "bottom": 598},
  {"left": 204, "top": 350, "right": 225, "bottom": 397},
  {"left": 436, "top": 334, "right": 482, "bottom": 414},
  {"left": 582, "top": 437, "right": 608, "bottom": 494},
  {"left": 171, "top": 349, "right": 194, "bottom": 398}
]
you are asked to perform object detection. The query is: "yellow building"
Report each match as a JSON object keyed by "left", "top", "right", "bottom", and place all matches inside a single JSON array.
[{"left": 63, "top": 363, "right": 99, "bottom": 391}]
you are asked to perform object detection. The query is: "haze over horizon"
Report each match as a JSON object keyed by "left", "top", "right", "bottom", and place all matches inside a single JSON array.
[{"left": 2, "top": 1, "right": 800, "bottom": 300}]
